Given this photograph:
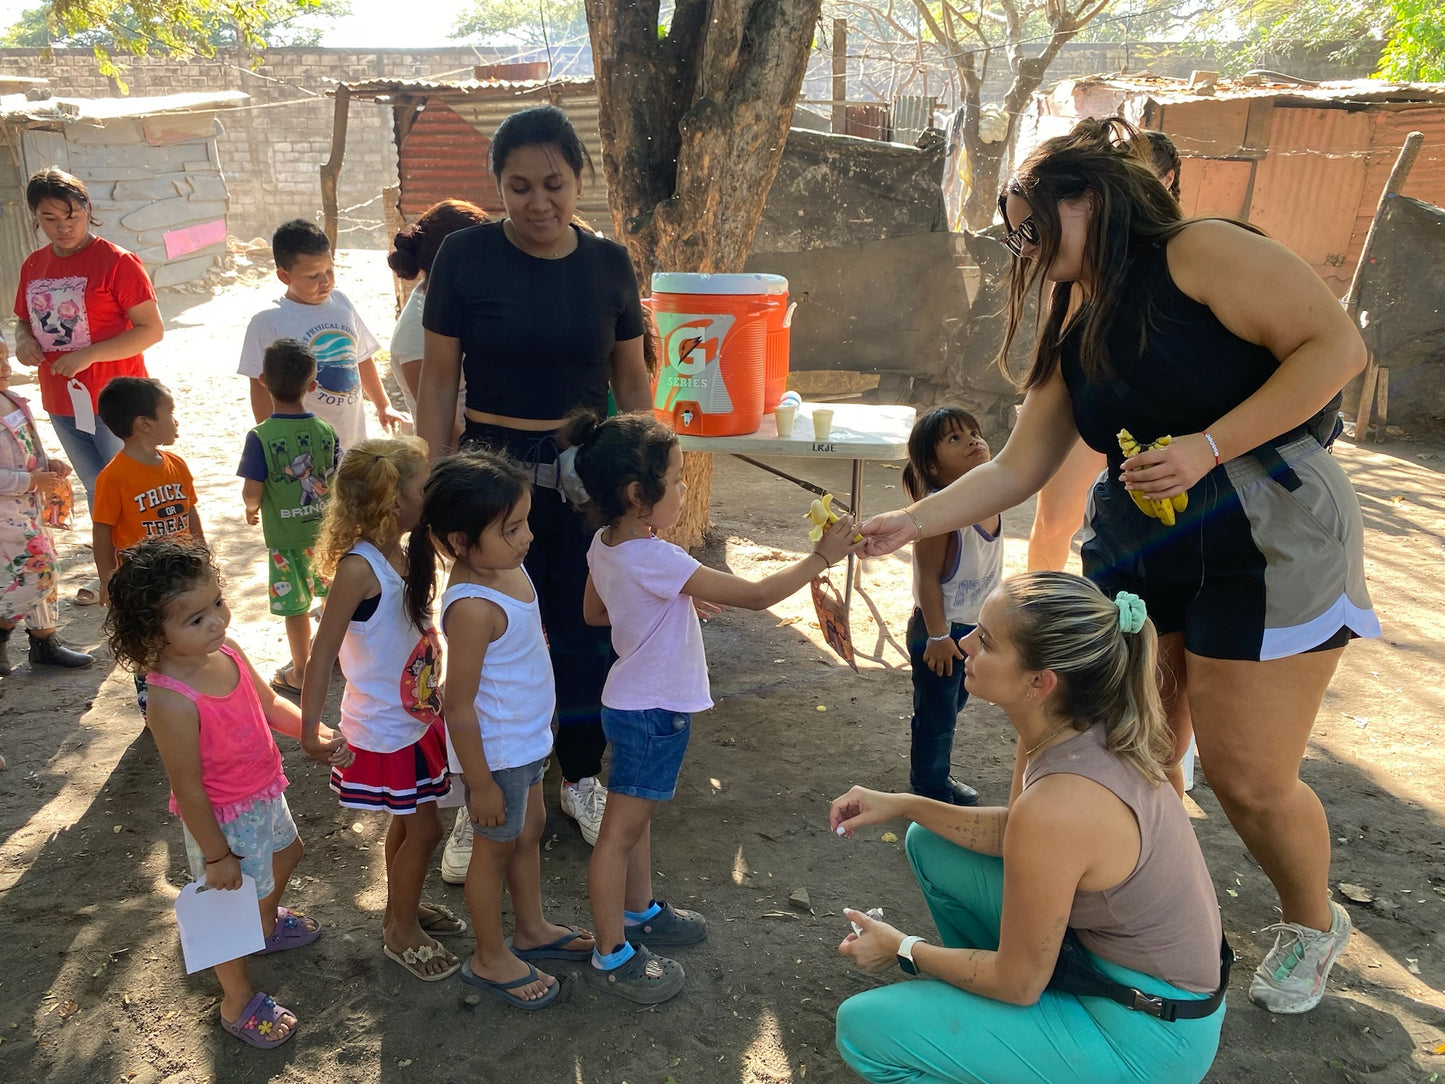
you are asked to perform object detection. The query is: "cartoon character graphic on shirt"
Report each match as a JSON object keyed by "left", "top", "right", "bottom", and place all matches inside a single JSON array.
[
  {"left": 285, "top": 452, "right": 329, "bottom": 506},
  {"left": 25, "top": 279, "right": 92, "bottom": 353},
  {"left": 400, "top": 630, "right": 443, "bottom": 723},
  {"left": 309, "top": 329, "right": 361, "bottom": 403}
]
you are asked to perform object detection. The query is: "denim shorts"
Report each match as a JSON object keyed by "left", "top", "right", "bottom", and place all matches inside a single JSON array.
[
  {"left": 602, "top": 707, "right": 692, "bottom": 801},
  {"left": 181, "top": 793, "right": 299, "bottom": 898},
  {"left": 457, "top": 756, "right": 547, "bottom": 843}
]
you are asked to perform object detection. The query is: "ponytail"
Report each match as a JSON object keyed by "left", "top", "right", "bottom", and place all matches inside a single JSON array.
[
  {"left": 403, "top": 520, "right": 440, "bottom": 633},
  {"left": 1001, "top": 571, "right": 1172, "bottom": 782}
]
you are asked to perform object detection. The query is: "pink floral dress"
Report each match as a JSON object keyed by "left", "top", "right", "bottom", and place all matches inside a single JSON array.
[{"left": 0, "top": 389, "right": 60, "bottom": 628}]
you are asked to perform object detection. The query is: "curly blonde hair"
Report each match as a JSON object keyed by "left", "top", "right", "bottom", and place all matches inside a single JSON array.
[{"left": 315, "top": 435, "right": 428, "bottom": 576}]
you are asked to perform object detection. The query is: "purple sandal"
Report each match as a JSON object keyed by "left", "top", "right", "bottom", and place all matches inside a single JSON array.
[
  {"left": 220, "top": 991, "right": 297, "bottom": 1049},
  {"left": 253, "top": 907, "right": 321, "bottom": 956}
]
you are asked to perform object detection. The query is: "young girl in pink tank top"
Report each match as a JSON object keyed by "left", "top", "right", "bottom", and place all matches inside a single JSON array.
[
  {"left": 301, "top": 436, "right": 464, "bottom": 983},
  {"left": 104, "top": 538, "right": 350, "bottom": 1050}
]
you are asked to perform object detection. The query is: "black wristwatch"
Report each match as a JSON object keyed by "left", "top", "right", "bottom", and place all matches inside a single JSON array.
[{"left": 897, "top": 935, "right": 925, "bottom": 975}]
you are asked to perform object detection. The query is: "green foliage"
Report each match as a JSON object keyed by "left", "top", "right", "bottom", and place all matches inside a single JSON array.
[
  {"left": 451, "top": 0, "right": 590, "bottom": 50},
  {"left": 1376, "top": 0, "right": 1445, "bottom": 80},
  {"left": 2, "top": 1, "right": 350, "bottom": 55}
]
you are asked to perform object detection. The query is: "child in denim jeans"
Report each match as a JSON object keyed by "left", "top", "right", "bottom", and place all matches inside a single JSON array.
[
  {"left": 561, "top": 410, "right": 859, "bottom": 1004},
  {"left": 901, "top": 407, "right": 1003, "bottom": 807}
]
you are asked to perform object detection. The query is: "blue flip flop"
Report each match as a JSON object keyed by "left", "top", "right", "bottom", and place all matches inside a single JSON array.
[
  {"left": 507, "top": 925, "right": 594, "bottom": 962},
  {"left": 461, "top": 959, "right": 561, "bottom": 1010}
]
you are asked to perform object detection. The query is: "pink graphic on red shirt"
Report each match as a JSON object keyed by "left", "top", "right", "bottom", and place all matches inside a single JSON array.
[
  {"left": 26, "top": 277, "right": 92, "bottom": 352},
  {"left": 401, "top": 629, "right": 444, "bottom": 722}
]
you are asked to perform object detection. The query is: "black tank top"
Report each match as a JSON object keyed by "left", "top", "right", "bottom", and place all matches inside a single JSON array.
[{"left": 1060, "top": 242, "right": 1279, "bottom": 474}]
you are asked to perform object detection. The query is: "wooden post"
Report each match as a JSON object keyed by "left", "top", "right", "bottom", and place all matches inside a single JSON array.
[
  {"left": 1373, "top": 368, "right": 1389, "bottom": 442},
  {"left": 831, "top": 19, "right": 847, "bottom": 134},
  {"left": 1344, "top": 131, "right": 1423, "bottom": 323},
  {"left": 1354, "top": 357, "right": 1379, "bottom": 442},
  {"left": 319, "top": 85, "right": 351, "bottom": 251}
]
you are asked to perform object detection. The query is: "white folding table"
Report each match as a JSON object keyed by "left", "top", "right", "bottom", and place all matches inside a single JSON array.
[{"left": 675, "top": 403, "right": 916, "bottom": 609}]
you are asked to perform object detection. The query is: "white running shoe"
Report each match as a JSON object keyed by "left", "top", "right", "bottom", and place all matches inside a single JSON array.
[
  {"left": 1248, "top": 900, "right": 1352, "bottom": 1014},
  {"left": 440, "top": 808, "right": 473, "bottom": 885},
  {"left": 560, "top": 777, "right": 607, "bottom": 846}
]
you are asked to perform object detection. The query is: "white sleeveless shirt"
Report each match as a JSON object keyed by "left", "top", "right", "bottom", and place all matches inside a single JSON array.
[
  {"left": 439, "top": 572, "right": 555, "bottom": 773},
  {"left": 337, "top": 542, "right": 444, "bottom": 753},
  {"left": 912, "top": 520, "right": 1004, "bottom": 626}
]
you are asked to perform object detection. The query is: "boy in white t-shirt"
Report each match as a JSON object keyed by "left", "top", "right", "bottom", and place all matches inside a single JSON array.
[{"left": 238, "top": 219, "right": 402, "bottom": 451}]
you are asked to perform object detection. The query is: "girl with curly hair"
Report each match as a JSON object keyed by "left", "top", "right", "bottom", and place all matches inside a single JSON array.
[
  {"left": 104, "top": 537, "right": 349, "bottom": 1049},
  {"left": 300, "top": 435, "right": 467, "bottom": 981}
]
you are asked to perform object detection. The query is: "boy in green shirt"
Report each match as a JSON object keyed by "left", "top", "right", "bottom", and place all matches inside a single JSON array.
[{"left": 238, "top": 338, "right": 339, "bottom": 695}]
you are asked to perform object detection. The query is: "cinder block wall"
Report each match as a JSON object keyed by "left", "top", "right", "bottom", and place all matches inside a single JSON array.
[{"left": 0, "top": 47, "right": 490, "bottom": 245}]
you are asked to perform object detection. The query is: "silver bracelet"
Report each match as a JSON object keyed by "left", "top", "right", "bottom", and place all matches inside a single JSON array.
[
  {"left": 926, "top": 633, "right": 953, "bottom": 643},
  {"left": 904, "top": 507, "right": 925, "bottom": 540}
]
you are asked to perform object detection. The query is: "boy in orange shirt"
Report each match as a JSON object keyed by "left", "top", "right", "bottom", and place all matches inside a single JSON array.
[{"left": 93, "top": 377, "right": 205, "bottom": 605}]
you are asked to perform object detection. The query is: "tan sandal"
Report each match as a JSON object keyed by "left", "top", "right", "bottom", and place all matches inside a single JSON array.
[{"left": 383, "top": 940, "right": 461, "bottom": 982}]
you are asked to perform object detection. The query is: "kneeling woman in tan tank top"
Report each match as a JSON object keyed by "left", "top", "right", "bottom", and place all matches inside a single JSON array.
[{"left": 830, "top": 571, "right": 1226, "bottom": 1084}]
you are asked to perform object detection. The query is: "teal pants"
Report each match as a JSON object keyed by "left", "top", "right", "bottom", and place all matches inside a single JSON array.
[{"left": 835, "top": 824, "right": 1224, "bottom": 1084}]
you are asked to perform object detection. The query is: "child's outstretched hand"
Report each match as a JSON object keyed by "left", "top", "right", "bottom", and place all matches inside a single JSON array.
[
  {"left": 922, "top": 634, "right": 963, "bottom": 677},
  {"left": 813, "top": 514, "right": 862, "bottom": 568},
  {"left": 468, "top": 779, "right": 506, "bottom": 829}
]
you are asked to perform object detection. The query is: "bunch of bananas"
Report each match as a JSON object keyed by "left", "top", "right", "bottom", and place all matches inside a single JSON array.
[
  {"left": 1117, "top": 429, "right": 1189, "bottom": 526},
  {"left": 805, "top": 493, "right": 863, "bottom": 543}
]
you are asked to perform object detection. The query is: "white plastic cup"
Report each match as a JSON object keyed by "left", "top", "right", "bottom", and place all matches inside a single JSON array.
[
  {"left": 774, "top": 405, "right": 798, "bottom": 438},
  {"left": 812, "top": 407, "right": 835, "bottom": 441}
]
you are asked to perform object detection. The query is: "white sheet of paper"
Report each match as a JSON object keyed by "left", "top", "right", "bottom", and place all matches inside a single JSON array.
[
  {"left": 67, "top": 380, "right": 96, "bottom": 435},
  {"left": 174, "top": 875, "right": 266, "bottom": 974}
]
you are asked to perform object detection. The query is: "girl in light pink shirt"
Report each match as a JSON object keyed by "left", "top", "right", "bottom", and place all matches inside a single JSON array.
[{"left": 561, "top": 410, "right": 859, "bottom": 1004}]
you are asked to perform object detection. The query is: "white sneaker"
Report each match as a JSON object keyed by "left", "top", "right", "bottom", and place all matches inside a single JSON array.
[
  {"left": 560, "top": 777, "right": 607, "bottom": 846},
  {"left": 1248, "top": 900, "right": 1352, "bottom": 1014},
  {"left": 440, "top": 808, "right": 472, "bottom": 884}
]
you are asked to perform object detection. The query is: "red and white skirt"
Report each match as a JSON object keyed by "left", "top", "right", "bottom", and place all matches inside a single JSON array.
[{"left": 330, "top": 720, "right": 451, "bottom": 814}]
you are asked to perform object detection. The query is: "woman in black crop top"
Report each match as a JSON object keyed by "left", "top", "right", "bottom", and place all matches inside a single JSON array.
[
  {"left": 860, "top": 117, "right": 1376, "bottom": 1016},
  {"left": 418, "top": 106, "right": 652, "bottom": 851}
]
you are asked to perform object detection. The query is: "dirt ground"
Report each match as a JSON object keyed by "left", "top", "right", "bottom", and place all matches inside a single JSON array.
[{"left": 1, "top": 248, "right": 1442, "bottom": 1084}]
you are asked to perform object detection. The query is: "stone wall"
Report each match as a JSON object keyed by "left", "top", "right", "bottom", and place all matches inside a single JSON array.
[{"left": 0, "top": 47, "right": 491, "bottom": 244}]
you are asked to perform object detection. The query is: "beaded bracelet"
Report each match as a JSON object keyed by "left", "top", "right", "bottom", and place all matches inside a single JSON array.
[
  {"left": 1202, "top": 431, "right": 1221, "bottom": 466},
  {"left": 205, "top": 849, "right": 241, "bottom": 865},
  {"left": 927, "top": 633, "right": 953, "bottom": 643}
]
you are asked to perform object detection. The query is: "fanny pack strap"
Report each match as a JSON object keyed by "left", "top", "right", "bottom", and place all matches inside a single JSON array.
[{"left": 1046, "top": 931, "right": 1234, "bottom": 1022}]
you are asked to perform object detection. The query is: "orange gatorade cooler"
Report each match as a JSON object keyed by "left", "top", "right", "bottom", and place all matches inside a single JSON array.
[
  {"left": 757, "top": 274, "right": 794, "bottom": 412},
  {"left": 650, "top": 272, "right": 770, "bottom": 437}
]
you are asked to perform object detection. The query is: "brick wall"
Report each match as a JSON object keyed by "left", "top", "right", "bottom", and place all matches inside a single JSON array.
[{"left": 0, "top": 47, "right": 491, "bottom": 245}]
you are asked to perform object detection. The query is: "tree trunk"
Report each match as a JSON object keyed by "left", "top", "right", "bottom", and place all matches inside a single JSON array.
[{"left": 586, "top": 0, "right": 824, "bottom": 550}]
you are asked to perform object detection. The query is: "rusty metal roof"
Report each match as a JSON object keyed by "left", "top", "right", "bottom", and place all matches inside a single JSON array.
[
  {"left": 0, "top": 89, "right": 249, "bottom": 124},
  {"left": 1059, "top": 75, "right": 1445, "bottom": 108},
  {"left": 328, "top": 75, "right": 595, "bottom": 102}
]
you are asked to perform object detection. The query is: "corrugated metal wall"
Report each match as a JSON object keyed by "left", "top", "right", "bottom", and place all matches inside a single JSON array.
[
  {"left": 1344, "top": 108, "right": 1445, "bottom": 290},
  {"left": 398, "top": 91, "right": 612, "bottom": 235},
  {"left": 1249, "top": 106, "right": 1373, "bottom": 296}
]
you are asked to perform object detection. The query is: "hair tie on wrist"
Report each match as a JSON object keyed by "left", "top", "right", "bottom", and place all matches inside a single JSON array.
[
  {"left": 1114, "top": 591, "right": 1147, "bottom": 635},
  {"left": 205, "top": 849, "right": 240, "bottom": 865}
]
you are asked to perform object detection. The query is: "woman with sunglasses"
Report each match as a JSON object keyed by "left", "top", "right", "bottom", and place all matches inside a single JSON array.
[{"left": 860, "top": 116, "right": 1377, "bottom": 1017}]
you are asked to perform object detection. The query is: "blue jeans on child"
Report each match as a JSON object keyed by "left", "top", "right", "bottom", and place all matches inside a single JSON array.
[
  {"left": 602, "top": 707, "right": 691, "bottom": 801},
  {"left": 907, "top": 608, "right": 974, "bottom": 802},
  {"left": 48, "top": 412, "right": 124, "bottom": 509},
  {"left": 835, "top": 824, "right": 1224, "bottom": 1084}
]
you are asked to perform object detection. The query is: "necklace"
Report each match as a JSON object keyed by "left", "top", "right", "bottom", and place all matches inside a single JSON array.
[{"left": 1024, "top": 723, "right": 1076, "bottom": 759}]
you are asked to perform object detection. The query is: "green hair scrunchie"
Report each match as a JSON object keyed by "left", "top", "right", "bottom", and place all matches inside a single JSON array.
[{"left": 1115, "top": 591, "right": 1147, "bottom": 635}]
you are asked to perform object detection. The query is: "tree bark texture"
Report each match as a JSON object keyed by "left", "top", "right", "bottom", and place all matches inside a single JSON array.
[{"left": 586, "top": 0, "right": 824, "bottom": 550}]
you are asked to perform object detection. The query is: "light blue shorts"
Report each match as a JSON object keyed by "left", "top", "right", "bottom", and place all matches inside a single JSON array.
[{"left": 181, "top": 793, "right": 298, "bottom": 898}]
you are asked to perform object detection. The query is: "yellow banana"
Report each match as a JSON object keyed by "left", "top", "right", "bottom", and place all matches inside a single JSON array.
[
  {"left": 804, "top": 493, "right": 863, "bottom": 543},
  {"left": 1117, "top": 428, "right": 1182, "bottom": 524}
]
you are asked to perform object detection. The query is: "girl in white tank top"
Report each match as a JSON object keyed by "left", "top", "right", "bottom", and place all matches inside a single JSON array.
[{"left": 405, "top": 448, "right": 596, "bottom": 1009}]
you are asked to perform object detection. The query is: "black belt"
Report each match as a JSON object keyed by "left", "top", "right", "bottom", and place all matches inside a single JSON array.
[{"left": 1047, "top": 931, "right": 1233, "bottom": 1022}]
